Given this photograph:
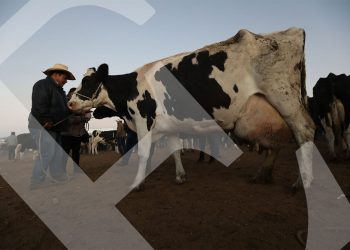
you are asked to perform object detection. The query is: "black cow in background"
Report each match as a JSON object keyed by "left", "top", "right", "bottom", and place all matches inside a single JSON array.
[
  {"left": 307, "top": 96, "right": 324, "bottom": 140},
  {"left": 312, "top": 73, "right": 350, "bottom": 159},
  {"left": 91, "top": 130, "right": 118, "bottom": 153},
  {"left": 15, "top": 133, "right": 37, "bottom": 160}
]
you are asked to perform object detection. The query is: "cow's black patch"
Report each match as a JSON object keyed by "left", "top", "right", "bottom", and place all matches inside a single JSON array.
[
  {"left": 233, "top": 84, "right": 239, "bottom": 93},
  {"left": 77, "top": 75, "right": 100, "bottom": 101},
  {"left": 154, "top": 50, "right": 231, "bottom": 121},
  {"left": 137, "top": 90, "right": 157, "bottom": 131},
  {"left": 129, "top": 108, "right": 135, "bottom": 115},
  {"left": 17, "top": 133, "right": 37, "bottom": 152},
  {"left": 76, "top": 65, "right": 139, "bottom": 121},
  {"left": 93, "top": 106, "right": 119, "bottom": 119},
  {"left": 103, "top": 72, "right": 139, "bottom": 120}
]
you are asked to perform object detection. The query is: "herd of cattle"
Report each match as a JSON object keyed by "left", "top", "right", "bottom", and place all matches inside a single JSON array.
[
  {"left": 1, "top": 28, "right": 349, "bottom": 190},
  {"left": 0, "top": 124, "right": 128, "bottom": 160},
  {"left": 67, "top": 28, "right": 349, "bottom": 189}
]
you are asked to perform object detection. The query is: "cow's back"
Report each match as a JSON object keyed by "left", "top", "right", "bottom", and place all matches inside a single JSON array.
[
  {"left": 138, "top": 28, "right": 306, "bottom": 132},
  {"left": 17, "top": 133, "right": 37, "bottom": 152}
]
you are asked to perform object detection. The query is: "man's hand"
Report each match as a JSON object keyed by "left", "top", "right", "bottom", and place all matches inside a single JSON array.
[
  {"left": 43, "top": 121, "right": 54, "bottom": 129},
  {"left": 83, "top": 112, "right": 92, "bottom": 122}
]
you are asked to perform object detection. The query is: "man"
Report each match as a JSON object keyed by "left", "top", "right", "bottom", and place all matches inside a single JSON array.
[
  {"left": 61, "top": 87, "right": 91, "bottom": 174},
  {"left": 119, "top": 125, "right": 139, "bottom": 166},
  {"left": 197, "top": 133, "right": 220, "bottom": 163},
  {"left": 28, "top": 64, "right": 75, "bottom": 188},
  {"left": 115, "top": 120, "right": 127, "bottom": 156},
  {"left": 6, "top": 132, "right": 17, "bottom": 160}
]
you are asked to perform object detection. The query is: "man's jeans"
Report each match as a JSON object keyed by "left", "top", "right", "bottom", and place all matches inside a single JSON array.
[
  {"left": 29, "top": 128, "right": 66, "bottom": 183},
  {"left": 8, "top": 145, "right": 16, "bottom": 160}
]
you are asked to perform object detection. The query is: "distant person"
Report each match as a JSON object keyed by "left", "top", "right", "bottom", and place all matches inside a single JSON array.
[
  {"left": 116, "top": 120, "right": 127, "bottom": 156},
  {"left": 197, "top": 133, "right": 220, "bottom": 163},
  {"left": 119, "top": 125, "right": 138, "bottom": 166},
  {"left": 61, "top": 88, "right": 91, "bottom": 174},
  {"left": 6, "top": 132, "right": 17, "bottom": 160},
  {"left": 28, "top": 64, "right": 75, "bottom": 188}
]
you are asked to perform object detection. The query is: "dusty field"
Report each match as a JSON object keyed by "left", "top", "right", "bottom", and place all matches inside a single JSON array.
[{"left": 0, "top": 139, "right": 349, "bottom": 249}]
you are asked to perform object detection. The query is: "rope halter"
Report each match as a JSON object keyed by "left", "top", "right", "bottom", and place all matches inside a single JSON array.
[{"left": 75, "top": 82, "right": 103, "bottom": 102}]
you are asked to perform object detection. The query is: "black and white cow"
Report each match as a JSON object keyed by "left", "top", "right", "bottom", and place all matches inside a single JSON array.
[
  {"left": 313, "top": 73, "right": 350, "bottom": 159},
  {"left": 69, "top": 28, "right": 315, "bottom": 189},
  {"left": 91, "top": 130, "right": 118, "bottom": 154},
  {"left": 15, "top": 133, "right": 38, "bottom": 160}
]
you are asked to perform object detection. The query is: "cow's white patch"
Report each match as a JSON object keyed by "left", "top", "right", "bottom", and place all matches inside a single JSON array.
[
  {"left": 91, "top": 135, "right": 104, "bottom": 155},
  {"left": 191, "top": 56, "right": 198, "bottom": 65},
  {"left": 94, "top": 86, "right": 115, "bottom": 110}
]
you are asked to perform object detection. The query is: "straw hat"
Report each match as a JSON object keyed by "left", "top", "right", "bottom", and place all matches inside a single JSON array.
[{"left": 43, "top": 64, "right": 76, "bottom": 80}]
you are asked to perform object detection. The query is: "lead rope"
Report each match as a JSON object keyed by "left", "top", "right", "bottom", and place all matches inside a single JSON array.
[{"left": 75, "top": 82, "right": 103, "bottom": 101}]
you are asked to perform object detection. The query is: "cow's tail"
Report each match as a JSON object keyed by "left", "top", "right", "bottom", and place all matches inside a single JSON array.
[{"left": 300, "top": 30, "right": 307, "bottom": 108}]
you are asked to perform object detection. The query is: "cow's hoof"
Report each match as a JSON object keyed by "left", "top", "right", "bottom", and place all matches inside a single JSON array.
[
  {"left": 130, "top": 180, "right": 145, "bottom": 191},
  {"left": 175, "top": 174, "right": 186, "bottom": 184},
  {"left": 130, "top": 183, "right": 144, "bottom": 192}
]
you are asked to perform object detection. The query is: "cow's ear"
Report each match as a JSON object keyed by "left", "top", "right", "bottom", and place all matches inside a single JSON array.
[{"left": 96, "top": 64, "right": 109, "bottom": 81}]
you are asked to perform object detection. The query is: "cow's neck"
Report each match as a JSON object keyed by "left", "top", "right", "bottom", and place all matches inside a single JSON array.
[{"left": 102, "top": 72, "right": 139, "bottom": 120}]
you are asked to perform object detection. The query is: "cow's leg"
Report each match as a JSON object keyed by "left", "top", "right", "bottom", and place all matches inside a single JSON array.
[
  {"left": 14, "top": 144, "right": 21, "bottom": 161},
  {"left": 92, "top": 143, "right": 96, "bottom": 155},
  {"left": 345, "top": 126, "right": 350, "bottom": 159},
  {"left": 91, "top": 139, "right": 95, "bottom": 154},
  {"left": 167, "top": 135, "right": 186, "bottom": 184},
  {"left": 197, "top": 135, "right": 206, "bottom": 162},
  {"left": 92, "top": 142, "right": 98, "bottom": 155},
  {"left": 179, "top": 138, "right": 185, "bottom": 154},
  {"left": 321, "top": 119, "right": 337, "bottom": 160},
  {"left": 251, "top": 148, "right": 279, "bottom": 184},
  {"left": 130, "top": 131, "right": 152, "bottom": 190},
  {"left": 173, "top": 150, "right": 186, "bottom": 184},
  {"left": 33, "top": 150, "right": 39, "bottom": 161},
  {"left": 264, "top": 92, "right": 315, "bottom": 188}
]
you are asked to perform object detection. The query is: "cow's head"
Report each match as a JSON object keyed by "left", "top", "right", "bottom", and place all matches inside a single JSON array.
[{"left": 68, "top": 64, "right": 111, "bottom": 112}]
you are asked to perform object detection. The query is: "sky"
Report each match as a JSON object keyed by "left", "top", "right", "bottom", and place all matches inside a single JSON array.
[{"left": 0, "top": 0, "right": 349, "bottom": 138}]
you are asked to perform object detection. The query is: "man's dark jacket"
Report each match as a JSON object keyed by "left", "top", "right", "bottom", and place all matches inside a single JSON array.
[{"left": 28, "top": 76, "right": 70, "bottom": 132}]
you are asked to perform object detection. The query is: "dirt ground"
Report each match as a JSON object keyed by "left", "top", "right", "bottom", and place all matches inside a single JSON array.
[{"left": 1, "top": 139, "right": 349, "bottom": 249}]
